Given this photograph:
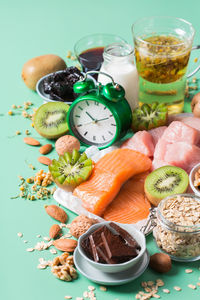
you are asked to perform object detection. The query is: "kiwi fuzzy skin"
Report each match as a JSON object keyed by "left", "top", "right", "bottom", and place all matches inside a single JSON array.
[
  {"left": 54, "top": 178, "right": 76, "bottom": 192},
  {"left": 144, "top": 179, "right": 188, "bottom": 207}
]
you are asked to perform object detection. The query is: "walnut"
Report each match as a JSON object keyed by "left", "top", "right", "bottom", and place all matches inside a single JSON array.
[
  {"left": 51, "top": 252, "right": 77, "bottom": 281},
  {"left": 70, "top": 215, "right": 97, "bottom": 238}
]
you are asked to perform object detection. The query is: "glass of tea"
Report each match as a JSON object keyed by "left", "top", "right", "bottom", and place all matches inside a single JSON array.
[
  {"left": 74, "top": 33, "right": 126, "bottom": 76},
  {"left": 132, "top": 17, "right": 200, "bottom": 114}
]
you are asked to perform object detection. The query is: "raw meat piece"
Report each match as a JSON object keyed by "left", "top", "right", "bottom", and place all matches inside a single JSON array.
[
  {"left": 121, "top": 131, "right": 154, "bottom": 157},
  {"left": 154, "top": 139, "right": 170, "bottom": 160},
  {"left": 161, "top": 121, "right": 200, "bottom": 145},
  {"left": 164, "top": 142, "right": 200, "bottom": 173},
  {"left": 149, "top": 126, "right": 167, "bottom": 146},
  {"left": 73, "top": 149, "right": 152, "bottom": 216},
  {"left": 103, "top": 172, "right": 151, "bottom": 224}
]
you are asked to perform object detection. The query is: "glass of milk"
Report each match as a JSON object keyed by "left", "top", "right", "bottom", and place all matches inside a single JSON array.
[{"left": 98, "top": 43, "right": 139, "bottom": 111}]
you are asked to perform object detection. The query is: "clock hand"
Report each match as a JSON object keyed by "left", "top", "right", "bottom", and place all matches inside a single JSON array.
[
  {"left": 86, "top": 111, "right": 96, "bottom": 121},
  {"left": 96, "top": 117, "right": 110, "bottom": 122}
]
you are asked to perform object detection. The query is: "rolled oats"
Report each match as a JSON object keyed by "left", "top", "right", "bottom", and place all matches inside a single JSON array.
[
  {"left": 188, "top": 284, "right": 196, "bottom": 289},
  {"left": 162, "top": 289, "right": 170, "bottom": 294},
  {"left": 26, "top": 248, "right": 34, "bottom": 252},
  {"left": 154, "top": 195, "right": 200, "bottom": 259},
  {"left": 185, "top": 269, "right": 193, "bottom": 273},
  {"left": 50, "top": 248, "right": 57, "bottom": 254},
  {"left": 64, "top": 297, "right": 72, "bottom": 299},
  {"left": 17, "top": 232, "right": 23, "bottom": 237},
  {"left": 100, "top": 286, "right": 107, "bottom": 291},
  {"left": 173, "top": 286, "right": 181, "bottom": 291}
]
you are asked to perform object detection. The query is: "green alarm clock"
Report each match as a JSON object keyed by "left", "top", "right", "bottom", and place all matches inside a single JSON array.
[{"left": 67, "top": 71, "right": 132, "bottom": 149}]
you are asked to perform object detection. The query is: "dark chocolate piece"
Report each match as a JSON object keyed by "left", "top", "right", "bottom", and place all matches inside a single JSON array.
[
  {"left": 89, "top": 235, "right": 99, "bottom": 262},
  {"left": 80, "top": 223, "right": 141, "bottom": 265},
  {"left": 101, "top": 232, "right": 112, "bottom": 259},
  {"left": 109, "top": 222, "right": 141, "bottom": 250}
]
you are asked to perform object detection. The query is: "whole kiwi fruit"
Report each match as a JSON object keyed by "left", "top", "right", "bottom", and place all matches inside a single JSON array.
[
  {"left": 22, "top": 54, "right": 66, "bottom": 90},
  {"left": 191, "top": 92, "right": 200, "bottom": 118}
]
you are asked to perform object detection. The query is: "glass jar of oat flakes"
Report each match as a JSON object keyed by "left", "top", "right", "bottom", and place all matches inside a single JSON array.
[{"left": 153, "top": 194, "right": 200, "bottom": 262}]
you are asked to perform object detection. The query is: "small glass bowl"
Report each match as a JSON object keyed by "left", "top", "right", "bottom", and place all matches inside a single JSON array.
[
  {"left": 153, "top": 193, "right": 200, "bottom": 262},
  {"left": 189, "top": 163, "right": 200, "bottom": 197}
]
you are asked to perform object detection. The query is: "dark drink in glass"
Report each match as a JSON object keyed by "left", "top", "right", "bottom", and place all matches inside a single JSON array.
[{"left": 74, "top": 34, "right": 126, "bottom": 78}]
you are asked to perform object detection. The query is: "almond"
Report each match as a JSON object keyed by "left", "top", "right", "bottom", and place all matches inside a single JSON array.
[
  {"left": 53, "top": 239, "right": 77, "bottom": 252},
  {"left": 24, "top": 137, "right": 40, "bottom": 146},
  {"left": 45, "top": 204, "right": 68, "bottom": 223},
  {"left": 39, "top": 144, "right": 52, "bottom": 155},
  {"left": 49, "top": 224, "right": 61, "bottom": 239},
  {"left": 149, "top": 253, "right": 172, "bottom": 273},
  {"left": 38, "top": 156, "right": 52, "bottom": 165}
]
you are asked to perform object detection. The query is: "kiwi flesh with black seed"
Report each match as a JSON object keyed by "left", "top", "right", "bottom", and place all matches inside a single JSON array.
[
  {"left": 144, "top": 166, "right": 189, "bottom": 206},
  {"left": 33, "top": 102, "right": 69, "bottom": 139},
  {"left": 49, "top": 149, "right": 93, "bottom": 192}
]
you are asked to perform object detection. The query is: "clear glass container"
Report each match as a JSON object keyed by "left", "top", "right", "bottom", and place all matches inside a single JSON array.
[
  {"left": 132, "top": 16, "right": 200, "bottom": 114},
  {"left": 98, "top": 43, "right": 139, "bottom": 111},
  {"left": 153, "top": 194, "right": 200, "bottom": 262}
]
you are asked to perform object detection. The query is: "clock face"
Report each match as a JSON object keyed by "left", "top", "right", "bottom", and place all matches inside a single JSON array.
[{"left": 69, "top": 99, "right": 117, "bottom": 147}]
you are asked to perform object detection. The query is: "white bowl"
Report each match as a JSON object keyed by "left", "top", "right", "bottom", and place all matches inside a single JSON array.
[
  {"left": 36, "top": 70, "right": 96, "bottom": 104},
  {"left": 78, "top": 221, "right": 146, "bottom": 273},
  {"left": 189, "top": 163, "right": 200, "bottom": 196}
]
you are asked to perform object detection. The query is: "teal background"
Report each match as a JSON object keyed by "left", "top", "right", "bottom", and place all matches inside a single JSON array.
[{"left": 1, "top": 0, "right": 200, "bottom": 299}]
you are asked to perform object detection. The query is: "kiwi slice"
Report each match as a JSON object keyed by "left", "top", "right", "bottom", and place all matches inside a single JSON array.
[
  {"left": 144, "top": 166, "right": 189, "bottom": 206},
  {"left": 33, "top": 102, "right": 69, "bottom": 139},
  {"left": 49, "top": 149, "right": 93, "bottom": 192},
  {"left": 132, "top": 102, "right": 168, "bottom": 132}
]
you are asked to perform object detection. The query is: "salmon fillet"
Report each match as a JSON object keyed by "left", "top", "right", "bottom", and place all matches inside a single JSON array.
[
  {"left": 73, "top": 149, "right": 152, "bottom": 216},
  {"left": 103, "top": 172, "right": 151, "bottom": 224}
]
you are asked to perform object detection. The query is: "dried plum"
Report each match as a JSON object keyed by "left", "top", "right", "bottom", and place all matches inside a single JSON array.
[{"left": 43, "top": 67, "right": 82, "bottom": 102}]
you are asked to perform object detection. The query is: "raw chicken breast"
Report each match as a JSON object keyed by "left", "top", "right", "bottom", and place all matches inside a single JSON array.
[
  {"left": 154, "top": 139, "right": 170, "bottom": 160},
  {"left": 161, "top": 121, "right": 200, "bottom": 145},
  {"left": 164, "top": 142, "right": 200, "bottom": 173},
  {"left": 149, "top": 126, "right": 167, "bottom": 146},
  {"left": 121, "top": 131, "right": 154, "bottom": 157}
]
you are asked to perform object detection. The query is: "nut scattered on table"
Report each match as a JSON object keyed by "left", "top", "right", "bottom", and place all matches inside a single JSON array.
[
  {"left": 70, "top": 215, "right": 98, "bottom": 238},
  {"left": 149, "top": 253, "right": 172, "bottom": 273},
  {"left": 49, "top": 224, "right": 61, "bottom": 239},
  {"left": 51, "top": 252, "right": 77, "bottom": 281}
]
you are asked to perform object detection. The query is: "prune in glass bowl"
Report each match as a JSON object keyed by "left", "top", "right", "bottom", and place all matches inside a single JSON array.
[{"left": 43, "top": 67, "right": 82, "bottom": 102}]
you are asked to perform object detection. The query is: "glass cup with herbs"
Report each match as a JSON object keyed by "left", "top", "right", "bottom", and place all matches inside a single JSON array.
[{"left": 132, "top": 17, "right": 200, "bottom": 114}]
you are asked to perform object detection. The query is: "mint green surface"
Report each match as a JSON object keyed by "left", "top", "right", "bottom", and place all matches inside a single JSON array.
[{"left": 1, "top": 0, "right": 200, "bottom": 299}]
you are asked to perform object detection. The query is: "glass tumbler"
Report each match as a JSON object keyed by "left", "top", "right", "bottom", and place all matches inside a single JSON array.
[{"left": 132, "top": 16, "right": 200, "bottom": 114}]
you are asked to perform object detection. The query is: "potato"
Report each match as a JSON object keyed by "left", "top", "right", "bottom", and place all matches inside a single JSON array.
[{"left": 22, "top": 54, "right": 67, "bottom": 90}]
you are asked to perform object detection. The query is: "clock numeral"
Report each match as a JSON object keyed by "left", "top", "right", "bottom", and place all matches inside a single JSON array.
[
  {"left": 111, "top": 123, "right": 116, "bottom": 126},
  {"left": 84, "top": 131, "right": 88, "bottom": 136},
  {"left": 86, "top": 101, "right": 89, "bottom": 106},
  {"left": 104, "top": 107, "right": 107, "bottom": 110},
  {"left": 78, "top": 106, "right": 83, "bottom": 111},
  {"left": 109, "top": 114, "right": 113, "bottom": 117},
  {"left": 75, "top": 115, "right": 80, "bottom": 118},
  {"left": 108, "top": 131, "right": 113, "bottom": 136},
  {"left": 102, "top": 135, "right": 105, "bottom": 141},
  {"left": 93, "top": 136, "right": 96, "bottom": 141},
  {"left": 95, "top": 101, "right": 99, "bottom": 106},
  {"left": 77, "top": 124, "right": 82, "bottom": 127}
]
